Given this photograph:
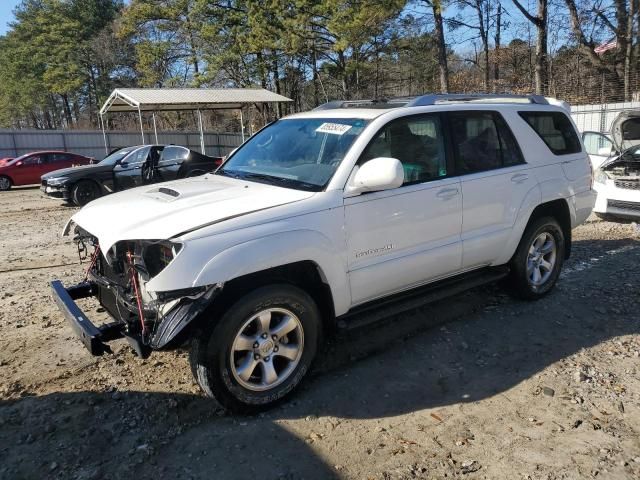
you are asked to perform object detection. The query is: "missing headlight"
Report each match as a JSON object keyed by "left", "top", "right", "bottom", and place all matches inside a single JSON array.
[{"left": 142, "top": 241, "right": 183, "bottom": 278}]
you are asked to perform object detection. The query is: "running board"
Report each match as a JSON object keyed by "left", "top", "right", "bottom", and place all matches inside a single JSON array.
[{"left": 337, "top": 267, "right": 510, "bottom": 330}]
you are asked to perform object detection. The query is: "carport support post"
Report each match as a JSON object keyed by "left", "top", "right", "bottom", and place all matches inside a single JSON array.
[
  {"left": 137, "top": 106, "right": 145, "bottom": 144},
  {"left": 197, "top": 109, "right": 206, "bottom": 154},
  {"left": 99, "top": 113, "right": 109, "bottom": 155},
  {"left": 152, "top": 113, "right": 159, "bottom": 144},
  {"left": 239, "top": 107, "right": 245, "bottom": 143}
]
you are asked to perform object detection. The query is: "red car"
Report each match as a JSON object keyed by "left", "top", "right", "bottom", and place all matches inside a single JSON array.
[{"left": 0, "top": 151, "right": 93, "bottom": 191}]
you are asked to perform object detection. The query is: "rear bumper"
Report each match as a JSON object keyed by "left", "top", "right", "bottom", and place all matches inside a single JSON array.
[{"left": 50, "top": 280, "right": 124, "bottom": 355}]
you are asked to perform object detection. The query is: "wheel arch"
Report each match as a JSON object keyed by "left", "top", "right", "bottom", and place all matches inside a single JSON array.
[
  {"left": 214, "top": 260, "right": 336, "bottom": 332},
  {"left": 0, "top": 174, "right": 13, "bottom": 188},
  {"left": 526, "top": 199, "right": 572, "bottom": 259}
]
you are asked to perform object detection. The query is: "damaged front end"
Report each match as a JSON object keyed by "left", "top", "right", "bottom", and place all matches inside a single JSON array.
[
  {"left": 597, "top": 155, "right": 640, "bottom": 190},
  {"left": 50, "top": 227, "right": 221, "bottom": 357}
]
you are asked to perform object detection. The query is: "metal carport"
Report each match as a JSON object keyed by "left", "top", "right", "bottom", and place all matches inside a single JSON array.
[{"left": 99, "top": 88, "right": 293, "bottom": 154}]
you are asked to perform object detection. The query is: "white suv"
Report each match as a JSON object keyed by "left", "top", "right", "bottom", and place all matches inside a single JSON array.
[{"left": 51, "top": 94, "right": 595, "bottom": 412}]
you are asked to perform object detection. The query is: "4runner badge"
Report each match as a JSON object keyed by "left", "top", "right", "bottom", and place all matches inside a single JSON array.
[{"left": 355, "top": 244, "right": 394, "bottom": 259}]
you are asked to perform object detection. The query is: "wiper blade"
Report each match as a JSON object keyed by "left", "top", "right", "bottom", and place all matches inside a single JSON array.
[{"left": 241, "top": 172, "right": 319, "bottom": 191}]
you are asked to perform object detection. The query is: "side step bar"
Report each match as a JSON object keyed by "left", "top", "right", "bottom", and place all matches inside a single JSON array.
[{"left": 337, "top": 267, "right": 509, "bottom": 330}]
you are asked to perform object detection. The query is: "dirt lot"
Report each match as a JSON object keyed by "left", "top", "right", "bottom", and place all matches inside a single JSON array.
[{"left": 0, "top": 186, "right": 639, "bottom": 480}]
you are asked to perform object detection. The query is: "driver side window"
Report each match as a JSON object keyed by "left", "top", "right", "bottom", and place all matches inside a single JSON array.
[{"left": 359, "top": 114, "right": 447, "bottom": 185}]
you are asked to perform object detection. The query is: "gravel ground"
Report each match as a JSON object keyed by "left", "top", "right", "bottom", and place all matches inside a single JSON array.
[{"left": 0, "top": 186, "right": 639, "bottom": 480}]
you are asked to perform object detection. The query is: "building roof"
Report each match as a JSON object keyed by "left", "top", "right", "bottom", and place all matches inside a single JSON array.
[{"left": 100, "top": 88, "right": 292, "bottom": 114}]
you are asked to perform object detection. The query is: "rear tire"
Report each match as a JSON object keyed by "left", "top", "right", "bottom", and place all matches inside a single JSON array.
[
  {"left": 0, "top": 176, "right": 11, "bottom": 191},
  {"left": 72, "top": 180, "right": 100, "bottom": 206},
  {"left": 190, "top": 284, "right": 321, "bottom": 413},
  {"left": 507, "top": 216, "right": 565, "bottom": 300}
]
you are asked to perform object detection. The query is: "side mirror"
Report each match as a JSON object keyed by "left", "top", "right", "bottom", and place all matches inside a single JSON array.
[
  {"left": 119, "top": 161, "right": 128, "bottom": 168},
  {"left": 347, "top": 157, "right": 404, "bottom": 195},
  {"left": 15, "top": 161, "right": 23, "bottom": 167}
]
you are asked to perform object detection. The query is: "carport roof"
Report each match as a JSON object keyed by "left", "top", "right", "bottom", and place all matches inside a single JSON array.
[{"left": 100, "top": 88, "right": 293, "bottom": 114}]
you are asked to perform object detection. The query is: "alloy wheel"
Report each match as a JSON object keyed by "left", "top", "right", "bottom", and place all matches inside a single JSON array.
[
  {"left": 230, "top": 308, "right": 304, "bottom": 392},
  {"left": 526, "top": 232, "right": 557, "bottom": 286},
  {"left": 0, "top": 177, "right": 10, "bottom": 191}
]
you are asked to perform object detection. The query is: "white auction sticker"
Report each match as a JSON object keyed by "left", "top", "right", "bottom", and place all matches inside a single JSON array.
[{"left": 316, "top": 122, "right": 353, "bottom": 135}]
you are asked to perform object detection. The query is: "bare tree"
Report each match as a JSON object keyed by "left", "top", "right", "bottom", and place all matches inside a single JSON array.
[
  {"left": 424, "top": 0, "right": 450, "bottom": 92},
  {"left": 511, "top": 0, "right": 548, "bottom": 94}
]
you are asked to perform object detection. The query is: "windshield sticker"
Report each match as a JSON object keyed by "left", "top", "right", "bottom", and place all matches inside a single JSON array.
[{"left": 316, "top": 123, "right": 353, "bottom": 135}]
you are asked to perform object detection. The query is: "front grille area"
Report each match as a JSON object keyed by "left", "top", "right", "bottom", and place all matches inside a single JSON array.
[
  {"left": 614, "top": 178, "right": 640, "bottom": 190},
  {"left": 608, "top": 199, "right": 640, "bottom": 212}
]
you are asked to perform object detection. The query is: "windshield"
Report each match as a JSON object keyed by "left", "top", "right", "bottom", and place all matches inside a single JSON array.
[
  {"left": 99, "top": 147, "right": 138, "bottom": 166},
  {"left": 7, "top": 153, "right": 35, "bottom": 165},
  {"left": 217, "top": 118, "right": 369, "bottom": 191}
]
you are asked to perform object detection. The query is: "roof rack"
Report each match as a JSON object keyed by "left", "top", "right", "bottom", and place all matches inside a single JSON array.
[
  {"left": 406, "top": 93, "right": 549, "bottom": 107},
  {"left": 313, "top": 97, "right": 415, "bottom": 111}
]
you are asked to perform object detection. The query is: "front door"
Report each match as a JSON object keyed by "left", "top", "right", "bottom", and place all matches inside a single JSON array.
[
  {"left": 582, "top": 131, "right": 614, "bottom": 169},
  {"left": 344, "top": 113, "right": 463, "bottom": 306},
  {"left": 13, "top": 153, "right": 50, "bottom": 185},
  {"left": 114, "top": 146, "right": 150, "bottom": 191}
]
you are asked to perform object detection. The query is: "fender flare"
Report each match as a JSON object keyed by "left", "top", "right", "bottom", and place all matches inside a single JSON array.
[{"left": 193, "top": 229, "right": 351, "bottom": 316}]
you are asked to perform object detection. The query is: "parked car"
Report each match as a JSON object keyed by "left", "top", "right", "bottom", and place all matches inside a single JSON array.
[
  {"left": 583, "top": 111, "right": 640, "bottom": 220},
  {"left": 0, "top": 151, "right": 92, "bottom": 191},
  {"left": 51, "top": 94, "right": 595, "bottom": 412},
  {"left": 41, "top": 145, "right": 223, "bottom": 206}
]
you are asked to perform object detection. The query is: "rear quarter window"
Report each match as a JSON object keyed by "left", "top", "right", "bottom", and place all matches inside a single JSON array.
[{"left": 518, "top": 111, "right": 581, "bottom": 155}]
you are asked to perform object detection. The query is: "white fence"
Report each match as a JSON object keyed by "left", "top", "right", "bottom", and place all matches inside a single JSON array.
[
  {"left": 0, "top": 129, "right": 244, "bottom": 160},
  {"left": 571, "top": 101, "right": 640, "bottom": 134}
]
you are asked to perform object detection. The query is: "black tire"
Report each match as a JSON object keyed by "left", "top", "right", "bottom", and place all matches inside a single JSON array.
[
  {"left": 190, "top": 284, "right": 321, "bottom": 413},
  {"left": 507, "top": 216, "right": 565, "bottom": 300},
  {"left": 0, "top": 175, "right": 12, "bottom": 191},
  {"left": 72, "top": 180, "right": 100, "bottom": 206}
]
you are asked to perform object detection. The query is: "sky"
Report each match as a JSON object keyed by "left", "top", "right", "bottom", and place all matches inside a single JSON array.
[{"left": 0, "top": 0, "right": 19, "bottom": 35}]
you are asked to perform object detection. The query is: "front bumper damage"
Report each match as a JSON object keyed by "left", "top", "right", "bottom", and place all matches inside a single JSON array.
[{"left": 51, "top": 230, "right": 221, "bottom": 357}]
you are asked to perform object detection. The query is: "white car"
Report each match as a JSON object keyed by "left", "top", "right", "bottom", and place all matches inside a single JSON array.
[
  {"left": 584, "top": 112, "right": 640, "bottom": 220},
  {"left": 51, "top": 94, "right": 595, "bottom": 412}
]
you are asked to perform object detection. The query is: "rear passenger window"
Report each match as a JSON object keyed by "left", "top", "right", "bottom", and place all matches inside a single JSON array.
[
  {"left": 519, "top": 111, "right": 581, "bottom": 155},
  {"left": 449, "top": 111, "right": 524, "bottom": 174},
  {"left": 52, "top": 153, "right": 72, "bottom": 163},
  {"left": 359, "top": 113, "right": 447, "bottom": 185}
]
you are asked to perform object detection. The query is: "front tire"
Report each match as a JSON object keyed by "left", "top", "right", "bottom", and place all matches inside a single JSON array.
[
  {"left": 507, "top": 216, "right": 565, "bottom": 300},
  {"left": 0, "top": 176, "right": 11, "bottom": 191},
  {"left": 190, "top": 285, "right": 321, "bottom": 413},
  {"left": 72, "top": 180, "right": 100, "bottom": 206}
]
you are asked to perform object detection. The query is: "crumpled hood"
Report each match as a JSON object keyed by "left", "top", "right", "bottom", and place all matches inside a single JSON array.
[
  {"left": 42, "top": 163, "right": 108, "bottom": 180},
  {"left": 67, "top": 174, "right": 315, "bottom": 253}
]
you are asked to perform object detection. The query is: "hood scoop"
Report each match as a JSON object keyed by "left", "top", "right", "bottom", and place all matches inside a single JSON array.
[{"left": 145, "top": 186, "right": 181, "bottom": 201}]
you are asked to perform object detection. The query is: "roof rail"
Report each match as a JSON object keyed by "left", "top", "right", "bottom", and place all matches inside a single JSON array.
[
  {"left": 406, "top": 93, "right": 549, "bottom": 107},
  {"left": 313, "top": 97, "right": 414, "bottom": 111}
]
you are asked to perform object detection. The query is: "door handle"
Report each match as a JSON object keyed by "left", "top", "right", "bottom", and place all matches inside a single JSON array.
[
  {"left": 511, "top": 173, "right": 529, "bottom": 183},
  {"left": 436, "top": 187, "right": 459, "bottom": 199}
]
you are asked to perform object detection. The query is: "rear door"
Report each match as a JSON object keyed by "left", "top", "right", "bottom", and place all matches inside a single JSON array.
[
  {"left": 49, "top": 153, "right": 76, "bottom": 171},
  {"left": 448, "top": 110, "right": 537, "bottom": 269},
  {"left": 155, "top": 146, "right": 189, "bottom": 182}
]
